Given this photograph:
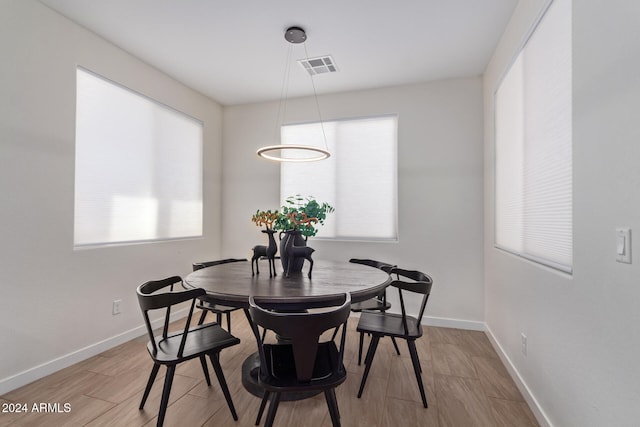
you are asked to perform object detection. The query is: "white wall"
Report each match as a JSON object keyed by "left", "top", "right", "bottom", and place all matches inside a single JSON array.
[
  {"left": 0, "top": 0, "right": 224, "bottom": 393},
  {"left": 222, "top": 79, "right": 485, "bottom": 327},
  {"left": 484, "top": 1, "right": 640, "bottom": 426}
]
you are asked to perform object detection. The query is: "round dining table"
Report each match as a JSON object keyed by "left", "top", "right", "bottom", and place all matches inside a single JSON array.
[
  {"left": 183, "top": 259, "right": 391, "bottom": 310},
  {"left": 182, "top": 258, "right": 392, "bottom": 399}
]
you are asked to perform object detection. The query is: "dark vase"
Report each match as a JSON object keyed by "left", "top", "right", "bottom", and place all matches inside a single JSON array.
[{"left": 279, "top": 230, "right": 306, "bottom": 273}]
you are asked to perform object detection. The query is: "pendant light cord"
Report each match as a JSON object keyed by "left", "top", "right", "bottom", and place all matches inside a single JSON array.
[
  {"left": 303, "top": 42, "right": 330, "bottom": 152},
  {"left": 274, "top": 43, "right": 294, "bottom": 143}
]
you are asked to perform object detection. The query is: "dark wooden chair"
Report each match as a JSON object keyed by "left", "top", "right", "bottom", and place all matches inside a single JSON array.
[
  {"left": 356, "top": 267, "right": 433, "bottom": 408},
  {"left": 193, "top": 258, "right": 247, "bottom": 331},
  {"left": 348, "top": 258, "right": 401, "bottom": 364},
  {"left": 136, "top": 276, "right": 240, "bottom": 427},
  {"left": 248, "top": 293, "right": 351, "bottom": 427}
]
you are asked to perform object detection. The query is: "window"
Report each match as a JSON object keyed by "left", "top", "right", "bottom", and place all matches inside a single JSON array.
[
  {"left": 74, "top": 67, "right": 203, "bottom": 247},
  {"left": 494, "top": 0, "right": 572, "bottom": 272},
  {"left": 281, "top": 115, "right": 397, "bottom": 241}
]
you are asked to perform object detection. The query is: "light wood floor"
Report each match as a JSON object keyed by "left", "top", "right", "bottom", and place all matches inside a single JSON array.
[{"left": 1, "top": 310, "right": 538, "bottom": 427}]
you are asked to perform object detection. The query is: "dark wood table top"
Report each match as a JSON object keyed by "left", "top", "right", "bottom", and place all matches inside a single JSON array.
[{"left": 183, "top": 259, "right": 391, "bottom": 309}]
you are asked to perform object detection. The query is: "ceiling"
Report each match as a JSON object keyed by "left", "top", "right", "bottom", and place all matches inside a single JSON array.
[{"left": 38, "top": 0, "right": 518, "bottom": 106}]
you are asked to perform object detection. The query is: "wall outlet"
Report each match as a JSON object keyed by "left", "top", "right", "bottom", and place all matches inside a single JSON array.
[
  {"left": 521, "top": 333, "right": 527, "bottom": 356},
  {"left": 112, "top": 299, "right": 122, "bottom": 315}
]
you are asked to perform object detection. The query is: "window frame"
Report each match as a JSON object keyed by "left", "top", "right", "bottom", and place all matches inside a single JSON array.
[
  {"left": 492, "top": 0, "right": 573, "bottom": 273},
  {"left": 280, "top": 114, "right": 398, "bottom": 242},
  {"left": 74, "top": 66, "right": 204, "bottom": 248}
]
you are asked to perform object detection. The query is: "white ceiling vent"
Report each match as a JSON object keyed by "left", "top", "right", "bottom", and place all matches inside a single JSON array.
[{"left": 298, "top": 56, "right": 338, "bottom": 75}]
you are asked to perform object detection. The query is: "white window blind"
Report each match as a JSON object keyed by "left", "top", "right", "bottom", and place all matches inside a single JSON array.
[
  {"left": 281, "top": 115, "right": 397, "bottom": 240},
  {"left": 495, "top": 0, "right": 572, "bottom": 272},
  {"left": 74, "top": 67, "right": 203, "bottom": 247}
]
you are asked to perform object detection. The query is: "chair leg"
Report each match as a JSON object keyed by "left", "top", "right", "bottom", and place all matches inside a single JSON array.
[
  {"left": 256, "top": 391, "right": 270, "bottom": 425},
  {"left": 358, "top": 335, "right": 380, "bottom": 398},
  {"left": 197, "top": 309, "right": 208, "bottom": 325},
  {"left": 264, "top": 392, "right": 281, "bottom": 427},
  {"left": 199, "top": 355, "right": 211, "bottom": 386},
  {"left": 358, "top": 332, "right": 365, "bottom": 365},
  {"left": 216, "top": 312, "right": 222, "bottom": 326},
  {"left": 324, "top": 388, "right": 341, "bottom": 427},
  {"left": 407, "top": 340, "right": 428, "bottom": 408},
  {"left": 209, "top": 353, "right": 238, "bottom": 420},
  {"left": 391, "top": 336, "right": 401, "bottom": 356},
  {"left": 331, "top": 326, "right": 339, "bottom": 341},
  {"left": 243, "top": 307, "right": 267, "bottom": 342},
  {"left": 331, "top": 388, "right": 341, "bottom": 419},
  {"left": 226, "top": 312, "right": 232, "bottom": 332},
  {"left": 139, "top": 362, "right": 160, "bottom": 409},
  {"left": 363, "top": 335, "right": 378, "bottom": 366},
  {"left": 157, "top": 365, "right": 176, "bottom": 427}
]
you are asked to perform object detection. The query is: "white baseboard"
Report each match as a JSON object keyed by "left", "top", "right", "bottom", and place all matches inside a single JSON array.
[
  {"left": 0, "top": 308, "right": 189, "bottom": 396},
  {"left": 484, "top": 324, "right": 553, "bottom": 427},
  {"left": 421, "top": 315, "right": 486, "bottom": 331}
]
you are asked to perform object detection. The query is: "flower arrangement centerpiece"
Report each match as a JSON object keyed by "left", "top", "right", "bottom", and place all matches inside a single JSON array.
[
  {"left": 272, "top": 195, "right": 334, "bottom": 274},
  {"left": 251, "top": 194, "right": 335, "bottom": 272},
  {"left": 274, "top": 195, "right": 335, "bottom": 238}
]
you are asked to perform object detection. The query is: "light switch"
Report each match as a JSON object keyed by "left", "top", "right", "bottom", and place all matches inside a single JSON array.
[{"left": 616, "top": 227, "right": 631, "bottom": 264}]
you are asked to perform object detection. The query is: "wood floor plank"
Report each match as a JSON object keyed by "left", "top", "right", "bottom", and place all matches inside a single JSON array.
[
  {"left": 200, "top": 387, "right": 263, "bottom": 427},
  {"left": 82, "top": 368, "right": 151, "bottom": 404},
  {"left": 459, "top": 331, "right": 499, "bottom": 359},
  {"left": 431, "top": 343, "right": 478, "bottom": 378},
  {"left": 288, "top": 393, "right": 330, "bottom": 427},
  {"left": 85, "top": 374, "right": 201, "bottom": 427},
  {"left": 381, "top": 397, "right": 439, "bottom": 427},
  {"left": 3, "top": 395, "right": 114, "bottom": 427},
  {"left": 435, "top": 374, "right": 497, "bottom": 427},
  {"left": 147, "top": 393, "right": 227, "bottom": 427},
  {"left": 187, "top": 361, "right": 245, "bottom": 401},
  {"left": 386, "top": 354, "right": 434, "bottom": 405},
  {"left": 86, "top": 352, "right": 150, "bottom": 378},
  {"left": 328, "top": 373, "right": 388, "bottom": 427},
  {"left": 488, "top": 397, "right": 539, "bottom": 427},
  {"left": 3, "top": 370, "right": 103, "bottom": 404},
  {"left": 0, "top": 310, "right": 540, "bottom": 427},
  {"left": 0, "top": 397, "right": 25, "bottom": 426},
  {"left": 472, "top": 356, "right": 523, "bottom": 401},
  {"left": 427, "top": 326, "right": 465, "bottom": 346},
  {"left": 345, "top": 340, "right": 394, "bottom": 383}
]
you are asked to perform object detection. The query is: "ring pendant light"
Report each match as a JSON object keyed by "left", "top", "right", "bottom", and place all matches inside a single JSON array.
[{"left": 256, "top": 27, "right": 331, "bottom": 162}]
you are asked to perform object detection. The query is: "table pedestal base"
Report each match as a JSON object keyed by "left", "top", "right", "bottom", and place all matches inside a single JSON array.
[{"left": 241, "top": 353, "right": 321, "bottom": 401}]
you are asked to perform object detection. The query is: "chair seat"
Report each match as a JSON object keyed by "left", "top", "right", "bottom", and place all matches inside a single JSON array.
[
  {"left": 357, "top": 311, "right": 422, "bottom": 339},
  {"left": 149, "top": 323, "right": 240, "bottom": 363},
  {"left": 259, "top": 342, "right": 347, "bottom": 392},
  {"left": 350, "top": 298, "right": 391, "bottom": 312}
]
